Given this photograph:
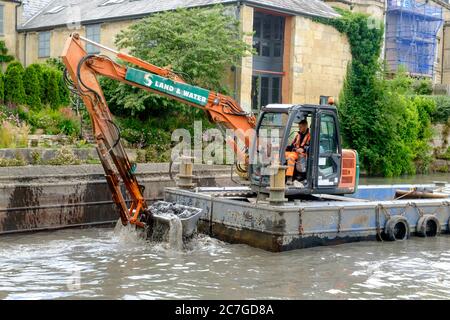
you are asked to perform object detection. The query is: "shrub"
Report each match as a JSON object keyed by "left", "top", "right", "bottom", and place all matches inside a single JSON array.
[
  {"left": 42, "top": 68, "right": 61, "bottom": 109},
  {"left": 0, "top": 73, "right": 4, "bottom": 103},
  {"left": 145, "top": 146, "right": 171, "bottom": 163},
  {"left": 24, "top": 64, "right": 43, "bottom": 110},
  {"left": 31, "top": 151, "right": 43, "bottom": 165},
  {"left": 429, "top": 95, "right": 450, "bottom": 124},
  {"left": 4, "top": 62, "right": 26, "bottom": 106},
  {"left": 319, "top": 9, "right": 436, "bottom": 176},
  {"left": 413, "top": 79, "right": 433, "bottom": 95},
  {"left": 23, "top": 106, "right": 80, "bottom": 137},
  {"left": 0, "top": 120, "right": 13, "bottom": 147},
  {"left": 0, "top": 154, "right": 27, "bottom": 167},
  {"left": 58, "top": 71, "right": 70, "bottom": 106},
  {"left": 135, "top": 150, "right": 146, "bottom": 163},
  {"left": 47, "top": 146, "right": 81, "bottom": 165},
  {"left": 0, "top": 121, "right": 29, "bottom": 148}
]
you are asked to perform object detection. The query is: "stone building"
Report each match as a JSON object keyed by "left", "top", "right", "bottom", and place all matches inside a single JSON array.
[
  {"left": 2, "top": 0, "right": 450, "bottom": 112},
  {"left": 0, "top": 0, "right": 22, "bottom": 59},
  {"left": 0, "top": 0, "right": 352, "bottom": 114}
]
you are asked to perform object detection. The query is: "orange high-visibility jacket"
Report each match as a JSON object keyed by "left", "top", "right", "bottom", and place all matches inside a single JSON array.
[{"left": 292, "top": 129, "right": 311, "bottom": 152}]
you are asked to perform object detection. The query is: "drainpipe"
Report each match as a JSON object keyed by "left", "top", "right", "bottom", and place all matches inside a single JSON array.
[
  {"left": 441, "top": 23, "right": 445, "bottom": 85},
  {"left": 15, "top": 1, "right": 25, "bottom": 65},
  {"left": 23, "top": 32, "right": 27, "bottom": 66},
  {"left": 15, "top": 2, "right": 20, "bottom": 63}
]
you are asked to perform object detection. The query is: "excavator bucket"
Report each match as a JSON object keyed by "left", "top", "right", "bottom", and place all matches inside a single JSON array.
[{"left": 143, "top": 201, "right": 204, "bottom": 241}]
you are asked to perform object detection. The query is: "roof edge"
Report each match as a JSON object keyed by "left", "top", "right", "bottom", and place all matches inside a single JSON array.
[{"left": 18, "top": 0, "right": 340, "bottom": 32}]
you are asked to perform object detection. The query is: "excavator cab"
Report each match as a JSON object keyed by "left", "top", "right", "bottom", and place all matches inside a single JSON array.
[{"left": 248, "top": 104, "right": 359, "bottom": 197}]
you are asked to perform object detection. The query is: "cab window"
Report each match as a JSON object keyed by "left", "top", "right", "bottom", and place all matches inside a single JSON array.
[{"left": 319, "top": 114, "right": 338, "bottom": 154}]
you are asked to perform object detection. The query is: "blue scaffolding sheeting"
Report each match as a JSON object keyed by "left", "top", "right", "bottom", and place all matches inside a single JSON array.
[{"left": 386, "top": 0, "right": 443, "bottom": 77}]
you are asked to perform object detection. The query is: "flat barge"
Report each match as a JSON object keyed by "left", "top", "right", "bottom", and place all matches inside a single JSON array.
[{"left": 165, "top": 184, "right": 450, "bottom": 252}]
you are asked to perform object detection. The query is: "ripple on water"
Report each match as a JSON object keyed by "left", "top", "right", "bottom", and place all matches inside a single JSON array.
[{"left": 1, "top": 227, "right": 450, "bottom": 299}]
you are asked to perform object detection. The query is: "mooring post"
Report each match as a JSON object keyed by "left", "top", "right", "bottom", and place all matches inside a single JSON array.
[
  {"left": 268, "top": 159, "right": 288, "bottom": 205},
  {"left": 177, "top": 156, "right": 196, "bottom": 189}
]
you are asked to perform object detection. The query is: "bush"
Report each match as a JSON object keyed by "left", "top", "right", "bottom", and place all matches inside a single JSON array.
[
  {"left": 0, "top": 153, "right": 27, "bottom": 167},
  {"left": 58, "top": 71, "right": 70, "bottom": 106},
  {"left": 20, "top": 106, "right": 80, "bottom": 137},
  {"left": 0, "top": 120, "right": 29, "bottom": 148},
  {"left": 321, "top": 10, "right": 435, "bottom": 176},
  {"left": 24, "top": 64, "right": 43, "bottom": 110},
  {"left": 429, "top": 95, "right": 450, "bottom": 124},
  {"left": 47, "top": 146, "right": 81, "bottom": 165},
  {"left": 31, "top": 150, "right": 43, "bottom": 165},
  {"left": 0, "top": 73, "right": 4, "bottom": 103},
  {"left": 42, "top": 67, "right": 61, "bottom": 109},
  {"left": 4, "top": 62, "right": 26, "bottom": 106},
  {"left": 413, "top": 79, "right": 433, "bottom": 95},
  {"left": 145, "top": 146, "right": 171, "bottom": 163}
]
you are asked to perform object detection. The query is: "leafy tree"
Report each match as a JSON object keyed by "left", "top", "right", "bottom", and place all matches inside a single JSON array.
[
  {"left": 4, "top": 61, "right": 26, "bottom": 106},
  {"left": 23, "top": 64, "right": 43, "bottom": 110},
  {"left": 105, "top": 6, "right": 251, "bottom": 120}
]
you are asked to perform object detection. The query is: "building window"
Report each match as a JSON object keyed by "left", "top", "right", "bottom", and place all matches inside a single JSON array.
[
  {"left": 86, "top": 24, "right": 101, "bottom": 54},
  {"left": 251, "top": 74, "right": 282, "bottom": 111},
  {"left": 38, "top": 32, "right": 51, "bottom": 58},
  {"left": 253, "top": 13, "right": 285, "bottom": 59},
  {"left": 0, "top": 5, "right": 4, "bottom": 35}
]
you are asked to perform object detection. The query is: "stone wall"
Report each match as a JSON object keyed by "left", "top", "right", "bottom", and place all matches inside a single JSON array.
[
  {"left": 287, "top": 16, "right": 352, "bottom": 104},
  {"left": 0, "top": 163, "right": 237, "bottom": 234},
  {"left": 430, "top": 124, "right": 450, "bottom": 172},
  {"left": 431, "top": 124, "right": 450, "bottom": 153},
  {"left": 236, "top": 5, "right": 254, "bottom": 113},
  {"left": 0, "top": 0, "right": 19, "bottom": 62}
]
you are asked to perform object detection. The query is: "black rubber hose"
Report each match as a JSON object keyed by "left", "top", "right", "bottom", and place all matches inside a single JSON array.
[{"left": 107, "top": 119, "right": 121, "bottom": 149}]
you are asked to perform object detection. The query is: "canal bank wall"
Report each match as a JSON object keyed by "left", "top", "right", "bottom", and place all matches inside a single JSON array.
[{"left": 0, "top": 163, "right": 238, "bottom": 235}]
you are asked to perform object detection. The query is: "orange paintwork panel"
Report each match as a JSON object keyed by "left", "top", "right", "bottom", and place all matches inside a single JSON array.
[{"left": 339, "top": 149, "right": 357, "bottom": 190}]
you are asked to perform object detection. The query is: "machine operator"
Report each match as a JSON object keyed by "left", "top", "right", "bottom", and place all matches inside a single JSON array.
[{"left": 286, "top": 120, "right": 311, "bottom": 187}]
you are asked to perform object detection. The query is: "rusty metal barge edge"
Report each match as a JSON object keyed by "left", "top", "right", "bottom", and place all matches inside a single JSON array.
[{"left": 164, "top": 187, "right": 450, "bottom": 252}]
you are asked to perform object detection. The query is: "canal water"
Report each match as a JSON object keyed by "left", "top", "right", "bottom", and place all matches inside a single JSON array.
[{"left": 1, "top": 173, "right": 450, "bottom": 300}]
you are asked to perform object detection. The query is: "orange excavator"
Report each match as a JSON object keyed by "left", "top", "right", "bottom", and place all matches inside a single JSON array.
[{"left": 61, "top": 33, "right": 359, "bottom": 229}]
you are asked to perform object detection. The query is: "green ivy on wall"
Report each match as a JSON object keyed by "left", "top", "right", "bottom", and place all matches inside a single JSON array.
[{"left": 314, "top": 9, "right": 435, "bottom": 176}]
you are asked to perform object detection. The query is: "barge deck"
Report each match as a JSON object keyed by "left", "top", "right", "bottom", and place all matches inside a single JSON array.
[{"left": 165, "top": 185, "right": 450, "bottom": 252}]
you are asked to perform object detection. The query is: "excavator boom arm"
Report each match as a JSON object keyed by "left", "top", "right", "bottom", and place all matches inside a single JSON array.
[{"left": 61, "top": 33, "right": 255, "bottom": 227}]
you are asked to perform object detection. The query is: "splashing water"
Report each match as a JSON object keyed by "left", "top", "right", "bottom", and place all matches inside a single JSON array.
[
  {"left": 112, "top": 202, "right": 202, "bottom": 251},
  {"left": 167, "top": 215, "right": 183, "bottom": 251},
  {"left": 114, "top": 215, "right": 184, "bottom": 251}
]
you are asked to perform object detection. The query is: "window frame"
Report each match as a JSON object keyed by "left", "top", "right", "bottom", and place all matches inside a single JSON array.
[
  {"left": 85, "top": 24, "right": 101, "bottom": 54},
  {"left": 0, "top": 5, "right": 4, "bottom": 36},
  {"left": 251, "top": 74, "right": 283, "bottom": 111},
  {"left": 252, "top": 13, "right": 285, "bottom": 59},
  {"left": 38, "top": 31, "right": 51, "bottom": 58}
]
